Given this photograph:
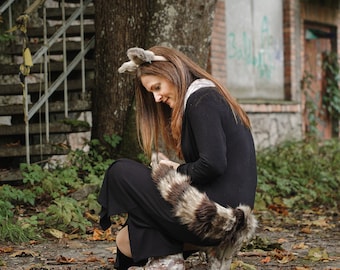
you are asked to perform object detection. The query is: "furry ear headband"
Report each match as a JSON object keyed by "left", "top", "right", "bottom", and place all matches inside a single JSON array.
[{"left": 118, "top": 47, "right": 168, "bottom": 74}]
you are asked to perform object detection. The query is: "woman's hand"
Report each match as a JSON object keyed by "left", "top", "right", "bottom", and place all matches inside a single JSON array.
[
  {"left": 151, "top": 152, "right": 180, "bottom": 170},
  {"left": 159, "top": 159, "right": 180, "bottom": 170}
]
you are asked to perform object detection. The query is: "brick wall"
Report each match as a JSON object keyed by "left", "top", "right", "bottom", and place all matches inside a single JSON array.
[
  {"left": 210, "top": 0, "right": 227, "bottom": 88},
  {"left": 210, "top": 0, "right": 340, "bottom": 149}
]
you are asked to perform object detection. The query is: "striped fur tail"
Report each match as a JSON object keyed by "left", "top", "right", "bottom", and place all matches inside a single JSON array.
[{"left": 151, "top": 153, "right": 257, "bottom": 269}]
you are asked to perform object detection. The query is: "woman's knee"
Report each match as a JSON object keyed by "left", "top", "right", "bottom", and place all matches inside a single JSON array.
[{"left": 116, "top": 226, "right": 132, "bottom": 258}]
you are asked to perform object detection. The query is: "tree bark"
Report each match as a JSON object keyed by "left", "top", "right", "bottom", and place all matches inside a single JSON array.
[
  {"left": 92, "top": 0, "right": 217, "bottom": 158},
  {"left": 92, "top": 0, "right": 150, "bottom": 155},
  {"left": 146, "top": 0, "right": 217, "bottom": 68}
]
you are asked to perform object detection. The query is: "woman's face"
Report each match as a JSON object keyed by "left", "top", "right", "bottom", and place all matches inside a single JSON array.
[{"left": 141, "top": 75, "right": 177, "bottom": 108}]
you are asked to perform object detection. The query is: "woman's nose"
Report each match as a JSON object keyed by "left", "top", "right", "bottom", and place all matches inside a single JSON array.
[{"left": 153, "top": 93, "right": 162, "bottom": 102}]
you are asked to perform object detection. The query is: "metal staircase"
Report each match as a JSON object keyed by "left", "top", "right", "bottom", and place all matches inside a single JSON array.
[{"left": 0, "top": 0, "right": 95, "bottom": 182}]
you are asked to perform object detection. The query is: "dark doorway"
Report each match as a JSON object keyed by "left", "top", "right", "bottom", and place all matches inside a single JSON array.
[{"left": 303, "top": 22, "right": 338, "bottom": 139}]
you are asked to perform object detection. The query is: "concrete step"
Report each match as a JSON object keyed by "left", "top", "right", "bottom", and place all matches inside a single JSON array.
[
  {"left": 0, "top": 59, "right": 95, "bottom": 76},
  {"left": 0, "top": 143, "right": 70, "bottom": 158},
  {"left": 0, "top": 121, "right": 90, "bottom": 136},
  {"left": 0, "top": 169, "right": 23, "bottom": 184},
  {"left": 7, "top": 40, "right": 95, "bottom": 56},
  {"left": 27, "top": 24, "right": 95, "bottom": 38},
  {"left": 0, "top": 78, "right": 94, "bottom": 96},
  {"left": 0, "top": 99, "right": 91, "bottom": 116},
  {"left": 38, "top": 6, "right": 95, "bottom": 21}
]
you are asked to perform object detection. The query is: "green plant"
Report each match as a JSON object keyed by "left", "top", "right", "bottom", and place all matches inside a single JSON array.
[
  {"left": 41, "top": 196, "right": 91, "bottom": 233},
  {"left": 61, "top": 118, "right": 90, "bottom": 129},
  {"left": 1, "top": 135, "right": 338, "bottom": 243},
  {"left": 0, "top": 15, "right": 15, "bottom": 43},
  {"left": 0, "top": 136, "right": 119, "bottom": 243},
  {"left": 0, "top": 219, "right": 36, "bottom": 243},
  {"left": 104, "top": 134, "right": 122, "bottom": 149},
  {"left": 256, "top": 139, "right": 340, "bottom": 210},
  {"left": 322, "top": 52, "right": 340, "bottom": 133},
  {"left": 301, "top": 71, "right": 320, "bottom": 139}
]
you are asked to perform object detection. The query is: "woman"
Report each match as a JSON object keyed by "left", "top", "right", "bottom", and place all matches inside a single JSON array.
[{"left": 98, "top": 46, "right": 257, "bottom": 270}]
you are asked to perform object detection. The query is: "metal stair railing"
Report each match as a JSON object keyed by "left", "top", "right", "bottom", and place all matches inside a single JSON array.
[
  {"left": 1, "top": 0, "right": 94, "bottom": 164},
  {"left": 0, "top": 0, "right": 17, "bottom": 31},
  {"left": 25, "top": 0, "right": 94, "bottom": 164},
  {"left": 0, "top": 0, "right": 95, "bottom": 164}
]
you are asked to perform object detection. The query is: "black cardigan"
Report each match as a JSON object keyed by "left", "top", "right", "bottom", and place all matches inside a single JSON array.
[{"left": 177, "top": 87, "right": 257, "bottom": 208}]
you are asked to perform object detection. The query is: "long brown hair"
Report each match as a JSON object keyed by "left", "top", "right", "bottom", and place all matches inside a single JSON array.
[{"left": 134, "top": 46, "right": 250, "bottom": 157}]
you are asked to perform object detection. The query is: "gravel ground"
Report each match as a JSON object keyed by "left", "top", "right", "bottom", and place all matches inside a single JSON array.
[{"left": 1, "top": 210, "right": 339, "bottom": 270}]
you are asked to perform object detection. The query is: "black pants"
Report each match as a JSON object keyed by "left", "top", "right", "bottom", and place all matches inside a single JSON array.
[
  {"left": 98, "top": 159, "right": 218, "bottom": 267},
  {"left": 114, "top": 248, "right": 147, "bottom": 270}
]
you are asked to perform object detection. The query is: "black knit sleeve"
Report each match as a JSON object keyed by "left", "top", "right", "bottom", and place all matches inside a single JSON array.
[{"left": 177, "top": 88, "right": 235, "bottom": 185}]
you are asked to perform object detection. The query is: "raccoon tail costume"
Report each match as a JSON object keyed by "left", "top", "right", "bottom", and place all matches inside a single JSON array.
[{"left": 151, "top": 153, "right": 257, "bottom": 270}]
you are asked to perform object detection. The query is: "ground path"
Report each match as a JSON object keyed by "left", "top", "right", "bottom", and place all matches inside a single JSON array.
[{"left": 1, "top": 209, "right": 339, "bottom": 269}]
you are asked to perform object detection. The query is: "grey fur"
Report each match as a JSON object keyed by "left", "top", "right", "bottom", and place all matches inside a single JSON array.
[{"left": 118, "top": 47, "right": 167, "bottom": 74}]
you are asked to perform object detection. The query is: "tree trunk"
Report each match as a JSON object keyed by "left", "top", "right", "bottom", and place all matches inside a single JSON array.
[
  {"left": 92, "top": 0, "right": 150, "bottom": 156},
  {"left": 146, "top": 0, "right": 217, "bottom": 68},
  {"left": 92, "top": 0, "right": 217, "bottom": 158}
]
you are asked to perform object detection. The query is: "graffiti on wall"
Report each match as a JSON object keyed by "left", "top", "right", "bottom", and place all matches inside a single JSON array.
[{"left": 227, "top": 16, "right": 282, "bottom": 80}]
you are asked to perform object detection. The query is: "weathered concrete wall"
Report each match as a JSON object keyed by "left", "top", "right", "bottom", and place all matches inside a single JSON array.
[
  {"left": 225, "top": 0, "right": 284, "bottom": 100},
  {"left": 210, "top": 0, "right": 303, "bottom": 150},
  {"left": 242, "top": 103, "right": 302, "bottom": 150}
]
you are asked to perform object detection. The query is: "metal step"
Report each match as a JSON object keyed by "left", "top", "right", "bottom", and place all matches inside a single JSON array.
[
  {"left": 0, "top": 99, "right": 91, "bottom": 116},
  {"left": 0, "top": 169, "right": 23, "bottom": 184},
  {"left": 0, "top": 122, "right": 90, "bottom": 136},
  {"left": 0, "top": 79, "right": 94, "bottom": 96}
]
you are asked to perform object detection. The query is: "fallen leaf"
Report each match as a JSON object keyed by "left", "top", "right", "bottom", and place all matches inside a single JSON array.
[
  {"left": 277, "top": 238, "right": 288, "bottom": 244},
  {"left": 0, "top": 246, "right": 14, "bottom": 253},
  {"left": 277, "top": 254, "right": 295, "bottom": 264},
  {"left": 85, "top": 256, "right": 101, "bottom": 262},
  {"left": 9, "top": 249, "right": 39, "bottom": 257},
  {"left": 293, "top": 242, "right": 309, "bottom": 250},
  {"left": 46, "top": 228, "right": 67, "bottom": 239},
  {"left": 67, "top": 240, "right": 88, "bottom": 249},
  {"left": 68, "top": 233, "right": 81, "bottom": 240},
  {"left": 268, "top": 203, "right": 289, "bottom": 216},
  {"left": 107, "top": 257, "right": 115, "bottom": 264},
  {"left": 263, "top": 226, "right": 283, "bottom": 232},
  {"left": 295, "top": 267, "right": 312, "bottom": 270},
  {"left": 91, "top": 228, "right": 104, "bottom": 240},
  {"left": 106, "top": 246, "right": 117, "bottom": 254},
  {"left": 231, "top": 260, "right": 257, "bottom": 270},
  {"left": 245, "top": 236, "right": 283, "bottom": 251},
  {"left": 29, "top": 240, "right": 39, "bottom": 245},
  {"left": 307, "top": 247, "right": 329, "bottom": 261},
  {"left": 300, "top": 226, "right": 311, "bottom": 234},
  {"left": 26, "top": 264, "right": 50, "bottom": 270},
  {"left": 302, "top": 217, "right": 334, "bottom": 228},
  {"left": 270, "top": 249, "right": 295, "bottom": 264},
  {"left": 261, "top": 256, "right": 271, "bottom": 263},
  {"left": 311, "top": 217, "right": 333, "bottom": 228},
  {"left": 56, "top": 255, "right": 76, "bottom": 264},
  {"left": 85, "top": 211, "right": 100, "bottom": 223},
  {"left": 90, "top": 228, "right": 116, "bottom": 241}
]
